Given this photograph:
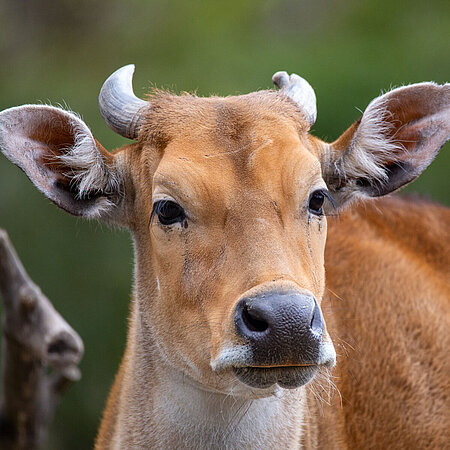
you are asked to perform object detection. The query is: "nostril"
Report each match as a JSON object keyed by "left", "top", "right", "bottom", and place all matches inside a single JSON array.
[
  {"left": 242, "top": 303, "right": 269, "bottom": 333},
  {"left": 310, "top": 299, "right": 323, "bottom": 336}
]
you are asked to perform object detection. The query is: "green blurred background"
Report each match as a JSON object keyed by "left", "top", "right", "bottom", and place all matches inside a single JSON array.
[{"left": 0, "top": 0, "right": 448, "bottom": 447}]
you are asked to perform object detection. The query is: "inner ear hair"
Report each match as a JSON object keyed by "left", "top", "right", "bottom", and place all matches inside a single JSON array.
[
  {"left": 0, "top": 105, "right": 123, "bottom": 219},
  {"left": 323, "top": 110, "right": 404, "bottom": 204},
  {"left": 56, "top": 131, "right": 121, "bottom": 201},
  {"left": 323, "top": 82, "right": 450, "bottom": 207}
]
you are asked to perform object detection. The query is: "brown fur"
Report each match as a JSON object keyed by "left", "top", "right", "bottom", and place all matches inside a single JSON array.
[
  {"left": 97, "top": 91, "right": 448, "bottom": 448},
  {"left": 96, "top": 195, "right": 450, "bottom": 449},
  {"left": 305, "top": 196, "right": 450, "bottom": 449},
  {"left": 1, "top": 85, "right": 448, "bottom": 449}
]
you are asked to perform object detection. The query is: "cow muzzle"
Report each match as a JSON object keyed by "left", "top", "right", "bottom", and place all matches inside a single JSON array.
[{"left": 212, "top": 290, "right": 336, "bottom": 389}]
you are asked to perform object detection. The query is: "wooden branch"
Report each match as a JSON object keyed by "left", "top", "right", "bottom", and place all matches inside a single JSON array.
[{"left": 0, "top": 229, "right": 84, "bottom": 450}]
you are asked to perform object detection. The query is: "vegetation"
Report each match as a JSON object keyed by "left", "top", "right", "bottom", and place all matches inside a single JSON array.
[{"left": 0, "top": 0, "right": 448, "bottom": 447}]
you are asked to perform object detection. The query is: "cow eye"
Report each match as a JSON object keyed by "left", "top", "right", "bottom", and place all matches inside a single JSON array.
[
  {"left": 153, "top": 200, "right": 186, "bottom": 225},
  {"left": 308, "top": 190, "right": 325, "bottom": 215}
]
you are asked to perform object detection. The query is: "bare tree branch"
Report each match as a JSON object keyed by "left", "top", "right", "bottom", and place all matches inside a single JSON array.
[{"left": 0, "top": 229, "right": 84, "bottom": 450}]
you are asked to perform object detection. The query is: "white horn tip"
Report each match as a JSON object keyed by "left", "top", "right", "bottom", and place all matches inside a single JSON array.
[
  {"left": 272, "top": 70, "right": 317, "bottom": 127},
  {"left": 272, "top": 71, "right": 289, "bottom": 88},
  {"left": 118, "top": 64, "right": 136, "bottom": 76},
  {"left": 99, "top": 64, "right": 146, "bottom": 140},
  {"left": 103, "top": 64, "right": 136, "bottom": 91}
]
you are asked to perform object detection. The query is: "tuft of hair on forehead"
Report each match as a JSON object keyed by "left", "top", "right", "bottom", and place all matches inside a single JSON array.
[{"left": 138, "top": 88, "right": 307, "bottom": 150}]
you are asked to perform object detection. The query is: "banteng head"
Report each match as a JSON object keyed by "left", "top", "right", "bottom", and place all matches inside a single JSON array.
[{"left": 1, "top": 66, "right": 448, "bottom": 394}]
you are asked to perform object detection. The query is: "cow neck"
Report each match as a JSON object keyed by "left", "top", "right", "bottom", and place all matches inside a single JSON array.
[{"left": 124, "top": 301, "right": 308, "bottom": 448}]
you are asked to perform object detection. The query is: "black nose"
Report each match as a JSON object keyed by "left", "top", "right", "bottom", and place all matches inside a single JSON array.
[{"left": 234, "top": 291, "right": 323, "bottom": 365}]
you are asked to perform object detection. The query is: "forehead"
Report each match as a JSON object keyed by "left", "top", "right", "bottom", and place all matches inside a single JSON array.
[
  {"left": 143, "top": 90, "right": 321, "bottom": 199},
  {"left": 141, "top": 89, "right": 306, "bottom": 147}
]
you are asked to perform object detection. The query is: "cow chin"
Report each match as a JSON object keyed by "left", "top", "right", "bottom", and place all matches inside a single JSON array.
[
  {"left": 210, "top": 338, "right": 336, "bottom": 392},
  {"left": 233, "top": 365, "right": 319, "bottom": 389}
]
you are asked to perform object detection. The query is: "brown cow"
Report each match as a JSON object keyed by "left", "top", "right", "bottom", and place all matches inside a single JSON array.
[{"left": 0, "top": 66, "right": 449, "bottom": 449}]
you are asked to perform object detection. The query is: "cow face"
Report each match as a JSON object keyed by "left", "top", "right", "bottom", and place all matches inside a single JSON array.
[
  {"left": 1, "top": 66, "right": 447, "bottom": 395},
  {"left": 129, "top": 92, "right": 335, "bottom": 393}
]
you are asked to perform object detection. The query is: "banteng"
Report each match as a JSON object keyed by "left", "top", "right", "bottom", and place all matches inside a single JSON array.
[{"left": 0, "top": 66, "right": 449, "bottom": 449}]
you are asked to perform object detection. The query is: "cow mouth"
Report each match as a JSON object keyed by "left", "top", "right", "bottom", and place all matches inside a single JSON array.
[{"left": 233, "top": 364, "right": 318, "bottom": 389}]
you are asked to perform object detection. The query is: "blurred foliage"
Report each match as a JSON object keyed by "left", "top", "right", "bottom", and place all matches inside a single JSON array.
[{"left": 0, "top": 0, "right": 448, "bottom": 447}]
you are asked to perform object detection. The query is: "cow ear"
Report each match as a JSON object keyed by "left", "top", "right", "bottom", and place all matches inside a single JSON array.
[
  {"left": 323, "top": 82, "right": 450, "bottom": 207},
  {"left": 0, "top": 105, "right": 123, "bottom": 221}
]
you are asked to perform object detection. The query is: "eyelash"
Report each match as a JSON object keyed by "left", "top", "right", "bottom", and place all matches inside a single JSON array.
[
  {"left": 307, "top": 189, "right": 336, "bottom": 216},
  {"left": 150, "top": 190, "right": 337, "bottom": 229},
  {"left": 151, "top": 200, "right": 186, "bottom": 226}
]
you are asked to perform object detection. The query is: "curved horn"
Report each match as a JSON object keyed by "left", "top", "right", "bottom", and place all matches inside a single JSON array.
[
  {"left": 272, "top": 71, "right": 317, "bottom": 127},
  {"left": 98, "top": 64, "right": 147, "bottom": 140}
]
